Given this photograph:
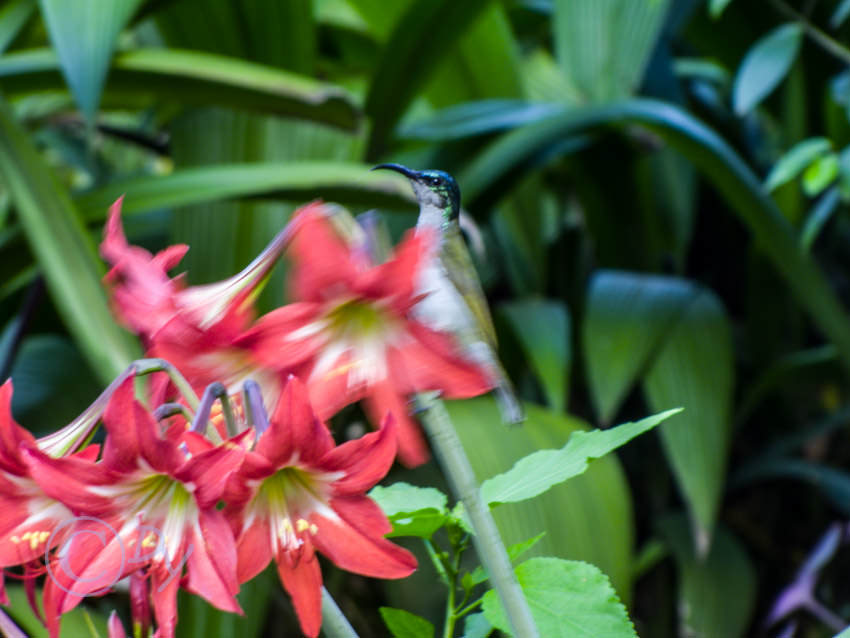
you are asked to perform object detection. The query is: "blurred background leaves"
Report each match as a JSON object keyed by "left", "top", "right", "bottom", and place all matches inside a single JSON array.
[{"left": 3, "top": 0, "right": 850, "bottom": 637}]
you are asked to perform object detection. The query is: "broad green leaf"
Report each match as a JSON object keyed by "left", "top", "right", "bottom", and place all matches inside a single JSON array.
[
  {"left": 644, "top": 289, "right": 733, "bottom": 551},
  {"left": 482, "top": 558, "right": 637, "bottom": 638},
  {"left": 480, "top": 408, "right": 681, "bottom": 507},
  {"left": 363, "top": 0, "right": 492, "bottom": 158},
  {"left": 423, "top": 3, "right": 523, "bottom": 106},
  {"left": 369, "top": 482, "right": 449, "bottom": 538},
  {"left": 400, "top": 100, "right": 563, "bottom": 141},
  {"left": 0, "top": 48, "right": 361, "bottom": 130},
  {"left": 176, "top": 565, "right": 275, "bottom": 638},
  {"left": 658, "top": 515, "right": 756, "bottom": 638},
  {"left": 802, "top": 153, "right": 839, "bottom": 196},
  {"left": 709, "top": 0, "right": 733, "bottom": 18},
  {"left": 733, "top": 23, "right": 803, "bottom": 115},
  {"left": 37, "top": 0, "right": 143, "bottom": 122},
  {"left": 583, "top": 271, "right": 696, "bottom": 423},
  {"left": 379, "top": 607, "right": 435, "bottom": 638},
  {"left": 76, "top": 162, "right": 417, "bottom": 221},
  {"left": 0, "top": 96, "right": 139, "bottom": 382},
  {"left": 460, "top": 99, "right": 850, "bottom": 377},
  {"left": 468, "top": 533, "right": 548, "bottom": 586},
  {"left": 800, "top": 187, "right": 839, "bottom": 252},
  {"left": 449, "top": 397, "right": 636, "bottom": 602},
  {"left": 764, "top": 137, "right": 832, "bottom": 191},
  {"left": 553, "top": 0, "right": 670, "bottom": 103},
  {"left": 0, "top": 0, "right": 35, "bottom": 54},
  {"left": 4, "top": 585, "right": 109, "bottom": 637}
]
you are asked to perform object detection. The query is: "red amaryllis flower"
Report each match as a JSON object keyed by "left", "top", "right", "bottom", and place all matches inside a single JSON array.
[
  {"left": 224, "top": 376, "right": 416, "bottom": 638},
  {"left": 0, "top": 380, "right": 102, "bottom": 604},
  {"left": 237, "top": 206, "right": 491, "bottom": 466},
  {"left": 24, "top": 377, "right": 246, "bottom": 638},
  {"left": 100, "top": 197, "right": 292, "bottom": 413}
]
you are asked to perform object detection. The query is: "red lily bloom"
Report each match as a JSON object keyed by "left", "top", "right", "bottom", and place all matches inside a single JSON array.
[
  {"left": 24, "top": 377, "right": 246, "bottom": 638},
  {"left": 224, "top": 376, "right": 416, "bottom": 638},
  {"left": 237, "top": 206, "right": 491, "bottom": 466},
  {"left": 0, "top": 381, "right": 77, "bottom": 598},
  {"left": 100, "top": 197, "right": 292, "bottom": 414}
]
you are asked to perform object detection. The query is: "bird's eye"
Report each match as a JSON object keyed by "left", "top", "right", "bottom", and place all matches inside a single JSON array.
[{"left": 429, "top": 177, "right": 442, "bottom": 186}]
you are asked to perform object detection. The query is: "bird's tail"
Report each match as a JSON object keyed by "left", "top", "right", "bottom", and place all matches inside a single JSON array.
[{"left": 493, "top": 372, "right": 524, "bottom": 425}]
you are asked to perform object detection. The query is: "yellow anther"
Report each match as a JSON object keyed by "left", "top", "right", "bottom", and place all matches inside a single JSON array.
[
  {"left": 10, "top": 535, "right": 20, "bottom": 544},
  {"left": 142, "top": 532, "right": 158, "bottom": 549},
  {"left": 309, "top": 524, "right": 318, "bottom": 536},
  {"left": 296, "top": 519, "right": 310, "bottom": 533},
  {"left": 282, "top": 519, "right": 294, "bottom": 533}
]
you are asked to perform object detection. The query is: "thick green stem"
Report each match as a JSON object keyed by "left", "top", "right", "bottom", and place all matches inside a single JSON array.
[
  {"left": 417, "top": 395, "right": 539, "bottom": 638},
  {"left": 320, "top": 587, "right": 359, "bottom": 638}
]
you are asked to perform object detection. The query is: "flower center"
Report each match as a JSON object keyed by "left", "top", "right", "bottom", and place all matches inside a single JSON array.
[
  {"left": 324, "top": 298, "right": 387, "bottom": 339},
  {"left": 254, "top": 467, "right": 329, "bottom": 554}
]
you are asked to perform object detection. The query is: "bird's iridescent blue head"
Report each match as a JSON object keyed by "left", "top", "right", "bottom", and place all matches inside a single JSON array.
[{"left": 372, "top": 163, "right": 461, "bottom": 225}]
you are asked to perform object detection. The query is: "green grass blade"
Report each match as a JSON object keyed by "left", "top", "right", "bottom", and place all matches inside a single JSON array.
[
  {"left": 0, "top": 96, "right": 139, "bottom": 382},
  {"left": 0, "top": 47, "right": 361, "bottom": 130},
  {"left": 0, "top": 0, "right": 35, "bottom": 55},
  {"left": 461, "top": 98, "right": 850, "bottom": 374}
]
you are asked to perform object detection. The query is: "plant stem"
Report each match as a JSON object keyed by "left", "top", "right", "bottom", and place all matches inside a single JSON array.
[
  {"left": 417, "top": 395, "right": 539, "bottom": 638},
  {"left": 320, "top": 587, "right": 359, "bottom": 638}
]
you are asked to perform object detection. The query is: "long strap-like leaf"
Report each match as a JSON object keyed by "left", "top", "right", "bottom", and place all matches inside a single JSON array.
[
  {"left": 462, "top": 98, "right": 850, "bottom": 374},
  {"left": 0, "top": 96, "right": 139, "bottom": 382}
]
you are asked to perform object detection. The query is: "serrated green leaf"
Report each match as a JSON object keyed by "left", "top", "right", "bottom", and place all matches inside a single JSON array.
[
  {"left": 468, "top": 533, "right": 549, "bottom": 586},
  {"left": 463, "top": 612, "right": 494, "bottom": 638},
  {"left": 554, "top": 0, "right": 670, "bottom": 103},
  {"left": 500, "top": 299, "right": 570, "bottom": 413},
  {"left": 379, "top": 607, "right": 435, "bottom": 638},
  {"left": 76, "top": 162, "right": 416, "bottom": 222},
  {"left": 0, "top": 48, "right": 361, "bottom": 130},
  {"left": 658, "top": 515, "right": 756, "bottom": 638},
  {"left": 802, "top": 153, "right": 839, "bottom": 196},
  {"left": 0, "top": 95, "right": 139, "bottom": 382},
  {"left": 482, "top": 558, "right": 637, "bottom": 638},
  {"left": 733, "top": 23, "right": 803, "bottom": 115},
  {"left": 37, "top": 0, "right": 143, "bottom": 122},
  {"left": 644, "top": 289, "right": 733, "bottom": 550},
  {"left": 481, "top": 408, "right": 681, "bottom": 507},
  {"left": 369, "top": 482, "right": 449, "bottom": 538},
  {"left": 449, "top": 397, "right": 636, "bottom": 601},
  {"left": 765, "top": 137, "right": 832, "bottom": 191},
  {"left": 583, "top": 271, "right": 696, "bottom": 423}
]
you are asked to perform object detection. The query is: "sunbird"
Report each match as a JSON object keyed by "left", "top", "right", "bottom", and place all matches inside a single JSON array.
[{"left": 372, "top": 163, "right": 524, "bottom": 424}]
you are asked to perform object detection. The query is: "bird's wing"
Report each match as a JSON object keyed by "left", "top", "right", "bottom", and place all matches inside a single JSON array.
[{"left": 441, "top": 224, "right": 498, "bottom": 349}]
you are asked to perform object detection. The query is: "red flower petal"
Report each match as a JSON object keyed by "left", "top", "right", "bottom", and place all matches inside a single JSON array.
[
  {"left": 257, "top": 376, "right": 333, "bottom": 468},
  {"left": 275, "top": 547, "right": 323, "bottom": 638},
  {"left": 183, "top": 511, "right": 242, "bottom": 614},
  {"left": 311, "top": 495, "right": 416, "bottom": 579},
  {"left": 363, "top": 382, "right": 429, "bottom": 467},
  {"left": 321, "top": 413, "right": 397, "bottom": 494}
]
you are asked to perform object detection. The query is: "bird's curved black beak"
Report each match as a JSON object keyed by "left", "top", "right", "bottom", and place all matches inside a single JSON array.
[{"left": 371, "top": 163, "right": 418, "bottom": 180}]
